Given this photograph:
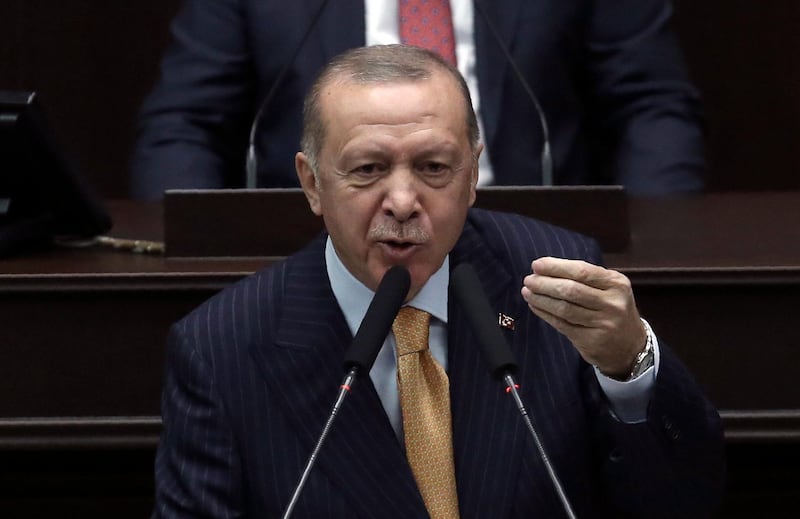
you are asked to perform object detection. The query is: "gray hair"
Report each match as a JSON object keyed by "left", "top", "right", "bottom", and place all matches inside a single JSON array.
[{"left": 300, "top": 44, "right": 480, "bottom": 173}]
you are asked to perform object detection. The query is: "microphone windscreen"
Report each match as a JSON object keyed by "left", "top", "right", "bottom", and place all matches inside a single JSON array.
[
  {"left": 450, "top": 262, "right": 518, "bottom": 379},
  {"left": 343, "top": 265, "right": 410, "bottom": 376}
]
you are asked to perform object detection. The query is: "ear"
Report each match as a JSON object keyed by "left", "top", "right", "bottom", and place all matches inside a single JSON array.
[
  {"left": 468, "top": 143, "right": 484, "bottom": 207},
  {"left": 295, "top": 152, "right": 323, "bottom": 216}
]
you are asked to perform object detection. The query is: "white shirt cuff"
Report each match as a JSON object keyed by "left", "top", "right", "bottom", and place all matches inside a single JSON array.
[{"left": 594, "top": 318, "right": 661, "bottom": 424}]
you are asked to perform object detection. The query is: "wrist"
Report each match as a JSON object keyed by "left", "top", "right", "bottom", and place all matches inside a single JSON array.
[
  {"left": 601, "top": 319, "right": 655, "bottom": 382},
  {"left": 627, "top": 324, "right": 655, "bottom": 380}
]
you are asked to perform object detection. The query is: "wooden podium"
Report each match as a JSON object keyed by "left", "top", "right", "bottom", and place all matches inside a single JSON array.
[{"left": 162, "top": 186, "right": 630, "bottom": 257}]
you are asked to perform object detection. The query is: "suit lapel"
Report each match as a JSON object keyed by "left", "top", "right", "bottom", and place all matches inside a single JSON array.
[
  {"left": 248, "top": 239, "right": 425, "bottom": 516},
  {"left": 474, "top": 0, "right": 522, "bottom": 175},
  {"left": 448, "top": 218, "right": 528, "bottom": 516}
]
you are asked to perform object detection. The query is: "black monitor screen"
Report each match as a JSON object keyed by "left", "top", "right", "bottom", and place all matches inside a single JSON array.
[{"left": 0, "top": 91, "right": 111, "bottom": 256}]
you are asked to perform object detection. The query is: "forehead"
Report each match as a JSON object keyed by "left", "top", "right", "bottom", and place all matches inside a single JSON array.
[
  {"left": 320, "top": 72, "right": 469, "bottom": 156},
  {"left": 318, "top": 71, "right": 467, "bottom": 134}
]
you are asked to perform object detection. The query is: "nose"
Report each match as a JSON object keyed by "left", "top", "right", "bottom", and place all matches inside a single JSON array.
[{"left": 381, "top": 169, "right": 421, "bottom": 222}]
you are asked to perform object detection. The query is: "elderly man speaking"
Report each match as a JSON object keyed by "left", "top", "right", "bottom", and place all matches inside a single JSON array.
[{"left": 152, "top": 45, "right": 724, "bottom": 519}]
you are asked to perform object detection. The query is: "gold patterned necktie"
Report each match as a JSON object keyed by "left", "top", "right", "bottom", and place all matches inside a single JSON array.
[{"left": 393, "top": 306, "right": 460, "bottom": 518}]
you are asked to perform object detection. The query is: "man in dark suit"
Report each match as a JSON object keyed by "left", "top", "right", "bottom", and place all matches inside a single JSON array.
[
  {"left": 132, "top": 0, "right": 706, "bottom": 199},
  {"left": 153, "top": 44, "right": 724, "bottom": 517}
]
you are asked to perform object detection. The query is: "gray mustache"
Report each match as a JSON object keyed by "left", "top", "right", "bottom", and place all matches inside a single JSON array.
[{"left": 368, "top": 223, "right": 429, "bottom": 243}]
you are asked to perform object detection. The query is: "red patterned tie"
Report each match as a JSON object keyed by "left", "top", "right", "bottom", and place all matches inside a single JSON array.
[{"left": 399, "top": 0, "right": 458, "bottom": 66}]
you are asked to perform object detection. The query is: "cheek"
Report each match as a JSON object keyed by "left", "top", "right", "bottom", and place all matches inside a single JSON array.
[
  {"left": 428, "top": 201, "right": 469, "bottom": 255},
  {"left": 429, "top": 191, "right": 468, "bottom": 230},
  {"left": 320, "top": 192, "right": 373, "bottom": 253}
]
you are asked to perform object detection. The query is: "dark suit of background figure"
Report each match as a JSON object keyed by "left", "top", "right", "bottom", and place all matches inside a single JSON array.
[
  {"left": 154, "top": 208, "right": 724, "bottom": 518},
  {"left": 132, "top": 0, "right": 706, "bottom": 199}
]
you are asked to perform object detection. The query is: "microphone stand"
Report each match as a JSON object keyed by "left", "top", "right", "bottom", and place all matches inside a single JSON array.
[
  {"left": 473, "top": 0, "right": 553, "bottom": 186},
  {"left": 281, "top": 367, "right": 359, "bottom": 519},
  {"left": 502, "top": 373, "right": 577, "bottom": 519},
  {"left": 245, "top": 0, "right": 333, "bottom": 188},
  {"left": 281, "top": 265, "right": 410, "bottom": 518},
  {"left": 450, "top": 263, "right": 576, "bottom": 518}
]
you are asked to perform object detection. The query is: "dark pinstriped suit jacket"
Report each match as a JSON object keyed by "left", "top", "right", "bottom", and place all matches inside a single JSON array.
[{"left": 153, "top": 208, "right": 725, "bottom": 518}]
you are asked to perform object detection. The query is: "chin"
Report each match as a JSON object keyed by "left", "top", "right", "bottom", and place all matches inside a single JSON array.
[
  {"left": 369, "top": 260, "right": 433, "bottom": 298},
  {"left": 404, "top": 266, "right": 434, "bottom": 300}
]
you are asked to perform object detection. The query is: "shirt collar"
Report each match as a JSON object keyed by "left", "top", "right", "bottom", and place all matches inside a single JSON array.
[{"left": 325, "top": 237, "right": 450, "bottom": 336}]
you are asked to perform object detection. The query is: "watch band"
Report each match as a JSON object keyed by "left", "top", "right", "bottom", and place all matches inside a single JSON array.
[{"left": 628, "top": 321, "right": 655, "bottom": 380}]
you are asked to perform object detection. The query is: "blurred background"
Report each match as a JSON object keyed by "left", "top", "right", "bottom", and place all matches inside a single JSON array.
[{"left": 1, "top": 0, "right": 799, "bottom": 198}]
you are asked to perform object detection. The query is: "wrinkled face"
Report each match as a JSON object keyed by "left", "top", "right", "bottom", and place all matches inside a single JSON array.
[{"left": 296, "top": 70, "right": 480, "bottom": 300}]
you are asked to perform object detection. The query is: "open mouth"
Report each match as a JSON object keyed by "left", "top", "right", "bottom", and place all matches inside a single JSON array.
[
  {"left": 385, "top": 240, "right": 415, "bottom": 250},
  {"left": 379, "top": 240, "right": 421, "bottom": 258}
]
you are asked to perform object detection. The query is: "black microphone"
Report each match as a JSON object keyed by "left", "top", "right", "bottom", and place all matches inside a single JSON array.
[
  {"left": 343, "top": 265, "right": 412, "bottom": 374},
  {"left": 450, "top": 264, "right": 518, "bottom": 379},
  {"left": 282, "top": 265, "right": 410, "bottom": 518},
  {"left": 472, "top": 1, "right": 553, "bottom": 186},
  {"left": 245, "top": 0, "right": 333, "bottom": 188},
  {"left": 450, "top": 262, "right": 577, "bottom": 519}
]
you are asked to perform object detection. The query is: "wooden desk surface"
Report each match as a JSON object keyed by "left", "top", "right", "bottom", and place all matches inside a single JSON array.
[{"left": 3, "top": 191, "right": 799, "bottom": 273}]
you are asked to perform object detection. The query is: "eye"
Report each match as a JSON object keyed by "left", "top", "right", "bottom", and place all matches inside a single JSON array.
[
  {"left": 344, "top": 162, "right": 389, "bottom": 186},
  {"left": 414, "top": 160, "right": 455, "bottom": 188},
  {"left": 351, "top": 163, "right": 386, "bottom": 176},
  {"left": 417, "top": 161, "right": 454, "bottom": 183},
  {"left": 426, "top": 162, "right": 447, "bottom": 174},
  {"left": 419, "top": 161, "right": 448, "bottom": 175}
]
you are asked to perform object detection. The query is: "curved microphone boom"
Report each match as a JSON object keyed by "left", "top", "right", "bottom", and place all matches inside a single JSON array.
[
  {"left": 450, "top": 263, "right": 576, "bottom": 519},
  {"left": 246, "top": 0, "right": 333, "bottom": 188},
  {"left": 282, "top": 265, "right": 410, "bottom": 518},
  {"left": 473, "top": 0, "right": 553, "bottom": 186}
]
